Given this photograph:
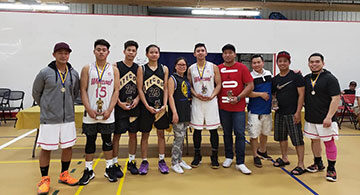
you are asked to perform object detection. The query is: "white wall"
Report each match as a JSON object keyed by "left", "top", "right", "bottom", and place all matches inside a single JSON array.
[{"left": 0, "top": 11, "right": 358, "bottom": 108}]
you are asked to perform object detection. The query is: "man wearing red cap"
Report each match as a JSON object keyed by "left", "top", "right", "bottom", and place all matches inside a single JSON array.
[
  {"left": 32, "top": 42, "right": 80, "bottom": 195},
  {"left": 271, "top": 51, "right": 306, "bottom": 175}
]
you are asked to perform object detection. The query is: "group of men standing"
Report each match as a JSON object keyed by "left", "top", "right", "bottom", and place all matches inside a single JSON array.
[{"left": 32, "top": 40, "right": 340, "bottom": 195}]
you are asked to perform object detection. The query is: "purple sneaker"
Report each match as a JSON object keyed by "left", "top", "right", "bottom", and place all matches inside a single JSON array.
[
  {"left": 158, "top": 160, "right": 169, "bottom": 174},
  {"left": 139, "top": 160, "right": 149, "bottom": 175}
]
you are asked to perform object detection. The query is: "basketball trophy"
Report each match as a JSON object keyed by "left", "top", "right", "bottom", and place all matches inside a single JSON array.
[{"left": 96, "top": 98, "right": 104, "bottom": 120}]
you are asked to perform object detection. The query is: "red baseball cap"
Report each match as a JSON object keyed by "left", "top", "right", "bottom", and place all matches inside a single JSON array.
[{"left": 53, "top": 42, "right": 72, "bottom": 53}]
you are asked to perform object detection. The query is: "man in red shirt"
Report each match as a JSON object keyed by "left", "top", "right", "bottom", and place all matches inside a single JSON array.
[{"left": 218, "top": 44, "right": 254, "bottom": 174}]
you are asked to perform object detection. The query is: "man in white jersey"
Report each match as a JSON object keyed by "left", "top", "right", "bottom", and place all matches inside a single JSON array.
[
  {"left": 78, "top": 39, "right": 120, "bottom": 185},
  {"left": 188, "top": 43, "right": 221, "bottom": 169}
]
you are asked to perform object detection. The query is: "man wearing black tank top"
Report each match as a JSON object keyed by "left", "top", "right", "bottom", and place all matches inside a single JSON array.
[
  {"left": 136, "top": 44, "right": 170, "bottom": 175},
  {"left": 112, "top": 41, "right": 141, "bottom": 176}
]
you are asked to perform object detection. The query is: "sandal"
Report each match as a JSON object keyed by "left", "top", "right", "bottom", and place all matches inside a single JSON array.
[
  {"left": 291, "top": 166, "right": 306, "bottom": 175},
  {"left": 273, "top": 157, "right": 290, "bottom": 167}
]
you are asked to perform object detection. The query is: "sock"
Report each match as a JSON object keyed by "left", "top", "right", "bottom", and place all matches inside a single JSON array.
[
  {"left": 314, "top": 157, "right": 322, "bottom": 164},
  {"left": 209, "top": 130, "right": 219, "bottom": 150},
  {"left": 328, "top": 160, "right": 336, "bottom": 170},
  {"left": 129, "top": 154, "right": 135, "bottom": 162},
  {"left": 142, "top": 158, "right": 148, "bottom": 162},
  {"left": 193, "top": 130, "right": 202, "bottom": 150},
  {"left": 324, "top": 138, "right": 337, "bottom": 160},
  {"left": 61, "top": 161, "right": 70, "bottom": 173},
  {"left": 40, "top": 165, "right": 49, "bottom": 177},
  {"left": 159, "top": 154, "right": 165, "bottom": 160},
  {"left": 106, "top": 159, "right": 113, "bottom": 168},
  {"left": 113, "top": 157, "right": 118, "bottom": 164},
  {"left": 85, "top": 161, "right": 93, "bottom": 171}
]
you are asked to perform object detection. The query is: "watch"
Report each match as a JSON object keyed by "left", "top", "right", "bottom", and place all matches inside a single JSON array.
[{"left": 236, "top": 96, "right": 241, "bottom": 102}]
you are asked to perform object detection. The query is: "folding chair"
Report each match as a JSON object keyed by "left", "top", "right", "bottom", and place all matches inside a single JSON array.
[
  {"left": 337, "top": 94, "right": 358, "bottom": 129},
  {"left": 0, "top": 89, "right": 11, "bottom": 125},
  {"left": 1, "top": 90, "right": 25, "bottom": 127}
]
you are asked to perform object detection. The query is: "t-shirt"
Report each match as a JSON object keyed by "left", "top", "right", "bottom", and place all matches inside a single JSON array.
[
  {"left": 272, "top": 70, "right": 305, "bottom": 115},
  {"left": 304, "top": 69, "right": 341, "bottom": 124},
  {"left": 218, "top": 62, "right": 253, "bottom": 112},
  {"left": 248, "top": 69, "right": 272, "bottom": 115},
  {"left": 343, "top": 89, "right": 356, "bottom": 95}
]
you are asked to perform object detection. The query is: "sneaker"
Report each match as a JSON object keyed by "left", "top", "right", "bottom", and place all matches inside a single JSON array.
[
  {"left": 127, "top": 161, "right": 139, "bottom": 175},
  {"left": 104, "top": 165, "right": 118, "bottom": 182},
  {"left": 113, "top": 163, "right": 124, "bottom": 178},
  {"left": 139, "top": 160, "right": 149, "bottom": 175},
  {"left": 78, "top": 168, "right": 95, "bottom": 185},
  {"left": 210, "top": 155, "right": 220, "bottom": 169},
  {"left": 236, "top": 164, "right": 252, "bottom": 175},
  {"left": 58, "top": 170, "right": 78, "bottom": 186},
  {"left": 257, "top": 150, "right": 272, "bottom": 160},
  {"left": 306, "top": 162, "right": 325, "bottom": 173},
  {"left": 254, "top": 156, "right": 262, "bottom": 168},
  {"left": 171, "top": 163, "right": 184, "bottom": 174},
  {"left": 179, "top": 160, "right": 192, "bottom": 170},
  {"left": 37, "top": 176, "right": 50, "bottom": 195},
  {"left": 191, "top": 155, "right": 202, "bottom": 168},
  {"left": 326, "top": 168, "right": 337, "bottom": 182},
  {"left": 158, "top": 160, "right": 169, "bottom": 174},
  {"left": 222, "top": 158, "right": 233, "bottom": 168}
]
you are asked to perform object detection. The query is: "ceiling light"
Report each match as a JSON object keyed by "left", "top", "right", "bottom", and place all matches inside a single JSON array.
[
  {"left": 192, "top": 9, "right": 260, "bottom": 16},
  {"left": 0, "top": 3, "right": 69, "bottom": 11}
]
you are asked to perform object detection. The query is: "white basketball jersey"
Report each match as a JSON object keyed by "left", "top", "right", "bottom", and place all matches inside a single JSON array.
[
  {"left": 189, "top": 61, "right": 215, "bottom": 97},
  {"left": 83, "top": 62, "right": 115, "bottom": 124}
]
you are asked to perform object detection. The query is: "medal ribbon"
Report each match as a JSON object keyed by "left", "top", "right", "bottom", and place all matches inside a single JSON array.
[
  {"left": 196, "top": 61, "right": 206, "bottom": 79},
  {"left": 57, "top": 66, "right": 68, "bottom": 88},
  {"left": 310, "top": 73, "right": 320, "bottom": 90},
  {"left": 96, "top": 62, "right": 107, "bottom": 85}
]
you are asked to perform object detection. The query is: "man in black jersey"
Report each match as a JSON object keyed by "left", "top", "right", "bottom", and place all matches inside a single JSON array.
[{"left": 113, "top": 40, "right": 141, "bottom": 176}]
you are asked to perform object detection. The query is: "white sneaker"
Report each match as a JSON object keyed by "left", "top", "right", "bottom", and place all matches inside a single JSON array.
[
  {"left": 222, "top": 158, "right": 233, "bottom": 168},
  {"left": 179, "top": 160, "right": 192, "bottom": 170},
  {"left": 171, "top": 164, "right": 184, "bottom": 174},
  {"left": 235, "top": 164, "right": 252, "bottom": 175}
]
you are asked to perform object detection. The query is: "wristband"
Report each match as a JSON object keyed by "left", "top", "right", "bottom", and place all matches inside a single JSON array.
[{"left": 237, "top": 96, "right": 241, "bottom": 102}]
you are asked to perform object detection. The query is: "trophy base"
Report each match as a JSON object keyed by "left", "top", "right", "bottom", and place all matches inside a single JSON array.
[
  {"left": 96, "top": 115, "right": 104, "bottom": 120},
  {"left": 155, "top": 109, "right": 160, "bottom": 112}
]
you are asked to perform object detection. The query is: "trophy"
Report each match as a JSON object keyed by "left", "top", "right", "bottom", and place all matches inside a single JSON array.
[
  {"left": 201, "top": 84, "right": 208, "bottom": 96},
  {"left": 96, "top": 98, "right": 104, "bottom": 120},
  {"left": 227, "top": 90, "right": 233, "bottom": 102},
  {"left": 126, "top": 96, "right": 133, "bottom": 109},
  {"left": 272, "top": 98, "right": 279, "bottom": 110},
  {"left": 154, "top": 99, "right": 161, "bottom": 112}
]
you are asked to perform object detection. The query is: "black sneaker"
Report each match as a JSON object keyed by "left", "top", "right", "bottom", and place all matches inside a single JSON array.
[
  {"left": 306, "top": 161, "right": 325, "bottom": 173},
  {"left": 78, "top": 168, "right": 95, "bottom": 185},
  {"left": 257, "top": 150, "right": 272, "bottom": 160},
  {"left": 113, "top": 163, "right": 124, "bottom": 178},
  {"left": 210, "top": 155, "right": 220, "bottom": 169},
  {"left": 254, "top": 156, "right": 262, "bottom": 168},
  {"left": 191, "top": 154, "right": 202, "bottom": 168},
  {"left": 104, "top": 165, "right": 118, "bottom": 182},
  {"left": 127, "top": 161, "right": 139, "bottom": 175},
  {"left": 326, "top": 168, "right": 337, "bottom": 182}
]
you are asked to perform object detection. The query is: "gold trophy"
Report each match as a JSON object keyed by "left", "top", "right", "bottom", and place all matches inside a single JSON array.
[
  {"left": 201, "top": 83, "right": 208, "bottom": 96},
  {"left": 96, "top": 98, "right": 104, "bottom": 120},
  {"left": 272, "top": 98, "right": 279, "bottom": 110},
  {"left": 154, "top": 99, "right": 161, "bottom": 112},
  {"left": 227, "top": 90, "right": 233, "bottom": 102},
  {"left": 126, "top": 96, "right": 133, "bottom": 109}
]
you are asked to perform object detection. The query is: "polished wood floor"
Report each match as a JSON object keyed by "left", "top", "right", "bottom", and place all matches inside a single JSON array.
[{"left": 0, "top": 121, "right": 359, "bottom": 195}]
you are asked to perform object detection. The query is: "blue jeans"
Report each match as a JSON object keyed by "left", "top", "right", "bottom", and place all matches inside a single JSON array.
[{"left": 219, "top": 109, "right": 246, "bottom": 165}]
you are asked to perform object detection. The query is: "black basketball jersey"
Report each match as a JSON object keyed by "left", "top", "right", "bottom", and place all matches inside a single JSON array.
[
  {"left": 143, "top": 63, "right": 165, "bottom": 108},
  {"left": 170, "top": 73, "right": 191, "bottom": 122},
  {"left": 115, "top": 61, "right": 139, "bottom": 117}
]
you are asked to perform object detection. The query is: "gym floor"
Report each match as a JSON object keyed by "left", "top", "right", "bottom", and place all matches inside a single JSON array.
[{"left": 0, "top": 121, "right": 359, "bottom": 195}]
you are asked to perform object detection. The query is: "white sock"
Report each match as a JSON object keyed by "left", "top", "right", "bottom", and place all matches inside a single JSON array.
[
  {"left": 113, "top": 157, "right": 118, "bottom": 164},
  {"left": 85, "top": 161, "right": 93, "bottom": 171},
  {"left": 159, "top": 154, "right": 165, "bottom": 160},
  {"left": 106, "top": 159, "right": 113, "bottom": 168},
  {"left": 129, "top": 154, "right": 135, "bottom": 162}
]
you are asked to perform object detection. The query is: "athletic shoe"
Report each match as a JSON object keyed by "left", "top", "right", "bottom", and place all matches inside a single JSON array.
[
  {"left": 113, "top": 163, "right": 124, "bottom": 178},
  {"left": 254, "top": 156, "right": 262, "bottom": 168},
  {"left": 222, "top": 158, "right": 233, "bottom": 168},
  {"left": 104, "top": 165, "right": 118, "bottom": 182},
  {"left": 58, "top": 170, "right": 78, "bottom": 186},
  {"left": 306, "top": 162, "right": 325, "bottom": 173},
  {"left": 171, "top": 163, "right": 184, "bottom": 174},
  {"left": 37, "top": 176, "right": 50, "bottom": 195},
  {"left": 326, "top": 168, "right": 337, "bottom": 182},
  {"left": 179, "top": 160, "right": 192, "bottom": 170},
  {"left": 210, "top": 155, "right": 220, "bottom": 169},
  {"left": 236, "top": 164, "right": 252, "bottom": 175},
  {"left": 127, "top": 161, "right": 139, "bottom": 175},
  {"left": 191, "top": 154, "right": 202, "bottom": 168},
  {"left": 139, "top": 160, "right": 149, "bottom": 175},
  {"left": 158, "top": 160, "right": 169, "bottom": 174},
  {"left": 257, "top": 150, "right": 272, "bottom": 160},
  {"left": 78, "top": 168, "right": 95, "bottom": 185}
]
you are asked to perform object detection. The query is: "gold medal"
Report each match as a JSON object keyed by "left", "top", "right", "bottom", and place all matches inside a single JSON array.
[
  {"left": 97, "top": 83, "right": 101, "bottom": 88},
  {"left": 61, "top": 87, "right": 65, "bottom": 93},
  {"left": 311, "top": 90, "right": 315, "bottom": 95}
]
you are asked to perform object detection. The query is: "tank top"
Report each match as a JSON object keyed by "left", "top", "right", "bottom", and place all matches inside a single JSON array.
[
  {"left": 142, "top": 63, "right": 165, "bottom": 108},
  {"left": 189, "top": 61, "right": 215, "bottom": 97},
  {"left": 170, "top": 73, "right": 191, "bottom": 122}
]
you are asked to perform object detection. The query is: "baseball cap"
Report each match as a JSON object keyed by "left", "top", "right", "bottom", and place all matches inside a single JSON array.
[
  {"left": 277, "top": 51, "right": 291, "bottom": 61},
  {"left": 53, "top": 42, "right": 72, "bottom": 53}
]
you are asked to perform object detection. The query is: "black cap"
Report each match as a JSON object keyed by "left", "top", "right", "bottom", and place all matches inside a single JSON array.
[
  {"left": 53, "top": 42, "right": 72, "bottom": 53},
  {"left": 349, "top": 81, "right": 357, "bottom": 86}
]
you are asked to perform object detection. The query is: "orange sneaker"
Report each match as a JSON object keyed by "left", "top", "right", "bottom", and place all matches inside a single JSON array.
[
  {"left": 58, "top": 170, "right": 79, "bottom": 186},
  {"left": 37, "top": 176, "right": 50, "bottom": 195}
]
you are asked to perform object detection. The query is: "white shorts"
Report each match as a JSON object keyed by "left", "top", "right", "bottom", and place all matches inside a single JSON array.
[
  {"left": 304, "top": 121, "right": 339, "bottom": 142},
  {"left": 190, "top": 97, "right": 221, "bottom": 130},
  {"left": 37, "top": 122, "right": 77, "bottom": 150},
  {"left": 247, "top": 113, "right": 272, "bottom": 138}
]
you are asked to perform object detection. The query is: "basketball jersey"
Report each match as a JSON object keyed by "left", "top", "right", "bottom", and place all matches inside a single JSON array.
[
  {"left": 189, "top": 61, "right": 215, "bottom": 97},
  {"left": 115, "top": 61, "right": 139, "bottom": 117},
  {"left": 83, "top": 62, "right": 115, "bottom": 124},
  {"left": 170, "top": 73, "right": 191, "bottom": 122},
  {"left": 143, "top": 63, "right": 165, "bottom": 107}
]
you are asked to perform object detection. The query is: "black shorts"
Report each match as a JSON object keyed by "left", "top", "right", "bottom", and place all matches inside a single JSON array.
[
  {"left": 82, "top": 123, "right": 115, "bottom": 136},
  {"left": 139, "top": 107, "right": 169, "bottom": 133},
  {"left": 114, "top": 115, "right": 139, "bottom": 134},
  {"left": 274, "top": 113, "right": 304, "bottom": 146}
]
